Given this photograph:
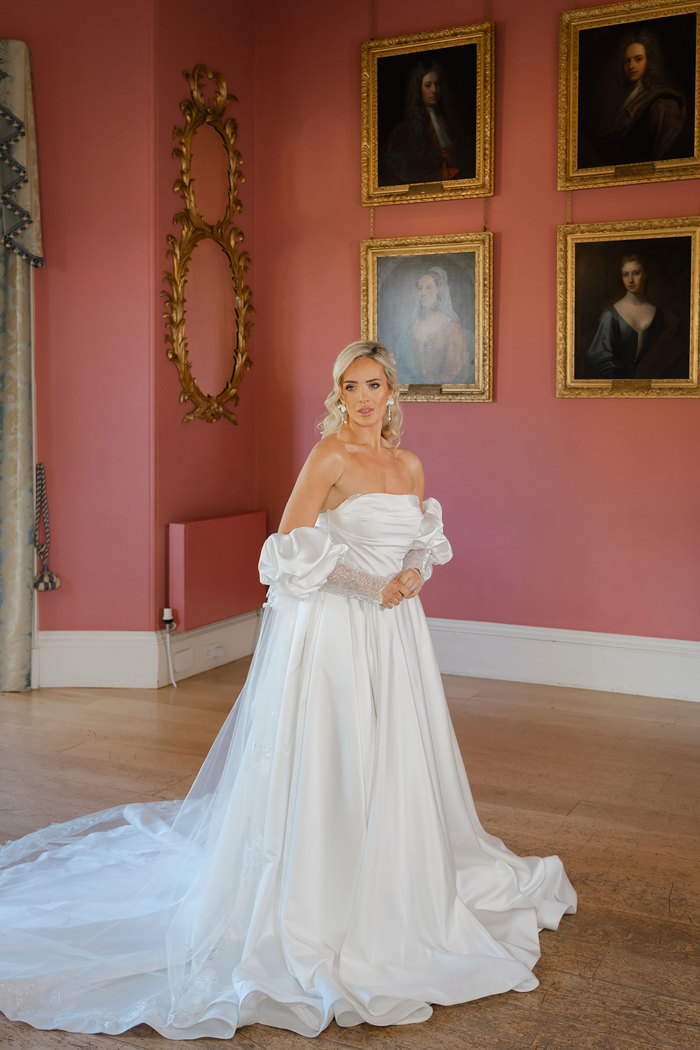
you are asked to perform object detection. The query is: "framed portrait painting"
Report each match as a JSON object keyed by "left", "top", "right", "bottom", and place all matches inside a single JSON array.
[
  {"left": 361, "top": 233, "right": 493, "bottom": 402},
  {"left": 558, "top": 0, "right": 700, "bottom": 190},
  {"left": 556, "top": 216, "right": 700, "bottom": 398},
  {"left": 361, "top": 22, "right": 495, "bottom": 205}
]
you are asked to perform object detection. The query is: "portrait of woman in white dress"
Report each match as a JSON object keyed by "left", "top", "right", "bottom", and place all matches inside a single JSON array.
[
  {"left": 377, "top": 254, "right": 476, "bottom": 387},
  {"left": 409, "top": 266, "right": 473, "bottom": 384},
  {"left": 0, "top": 342, "right": 575, "bottom": 1040}
]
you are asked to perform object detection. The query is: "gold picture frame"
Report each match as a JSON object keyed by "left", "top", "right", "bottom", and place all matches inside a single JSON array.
[
  {"left": 361, "top": 22, "right": 495, "bottom": 206},
  {"left": 558, "top": 1, "right": 700, "bottom": 191},
  {"left": 361, "top": 233, "right": 493, "bottom": 402},
  {"left": 557, "top": 216, "right": 700, "bottom": 398}
]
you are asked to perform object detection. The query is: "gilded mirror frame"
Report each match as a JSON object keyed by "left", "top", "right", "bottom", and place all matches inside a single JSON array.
[{"left": 163, "top": 64, "right": 253, "bottom": 423}]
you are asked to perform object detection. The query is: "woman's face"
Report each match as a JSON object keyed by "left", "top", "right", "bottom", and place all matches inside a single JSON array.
[
  {"left": 417, "top": 275, "right": 439, "bottom": 310},
  {"left": 621, "top": 260, "right": 646, "bottom": 295},
  {"left": 421, "top": 72, "right": 440, "bottom": 107},
  {"left": 340, "top": 357, "right": 391, "bottom": 427},
  {"left": 624, "top": 43, "right": 647, "bottom": 82}
]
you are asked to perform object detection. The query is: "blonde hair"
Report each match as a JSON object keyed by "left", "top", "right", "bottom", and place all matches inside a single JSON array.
[{"left": 318, "top": 340, "right": 403, "bottom": 445}]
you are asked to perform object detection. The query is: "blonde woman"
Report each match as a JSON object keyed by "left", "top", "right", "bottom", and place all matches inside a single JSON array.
[{"left": 0, "top": 341, "right": 575, "bottom": 1041}]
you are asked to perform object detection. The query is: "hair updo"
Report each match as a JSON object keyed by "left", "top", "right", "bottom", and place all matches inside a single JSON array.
[
  {"left": 620, "top": 253, "right": 647, "bottom": 273},
  {"left": 318, "top": 340, "right": 403, "bottom": 445}
]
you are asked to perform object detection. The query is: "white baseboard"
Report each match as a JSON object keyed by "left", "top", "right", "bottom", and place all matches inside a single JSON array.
[
  {"left": 35, "top": 611, "right": 261, "bottom": 689},
  {"left": 427, "top": 618, "right": 700, "bottom": 703},
  {"left": 34, "top": 613, "right": 699, "bottom": 702},
  {"left": 158, "top": 612, "right": 260, "bottom": 688}
]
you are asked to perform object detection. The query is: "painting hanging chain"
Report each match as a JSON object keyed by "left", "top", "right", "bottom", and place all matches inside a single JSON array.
[
  {"left": 483, "top": 0, "right": 491, "bottom": 234},
  {"left": 564, "top": 0, "right": 574, "bottom": 227},
  {"left": 369, "top": 0, "right": 376, "bottom": 239}
]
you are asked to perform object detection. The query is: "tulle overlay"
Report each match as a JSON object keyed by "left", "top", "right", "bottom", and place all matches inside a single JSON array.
[{"left": 0, "top": 494, "right": 576, "bottom": 1039}]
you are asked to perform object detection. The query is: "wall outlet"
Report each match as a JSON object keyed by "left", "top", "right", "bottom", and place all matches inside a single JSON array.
[
  {"left": 204, "top": 643, "right": 225, "bottom": 660},
  {"left": 173, "top": 647, "right": 193, "bottom": 673}
]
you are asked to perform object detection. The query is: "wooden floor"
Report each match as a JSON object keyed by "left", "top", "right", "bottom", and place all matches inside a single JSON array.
[{"left": 0, "top": 663, "right": 698, "bottom": 1050}]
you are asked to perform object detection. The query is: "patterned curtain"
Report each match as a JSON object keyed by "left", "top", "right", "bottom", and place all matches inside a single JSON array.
[{"left": 0, "top": 40, "right": 43, "bottom": 691}]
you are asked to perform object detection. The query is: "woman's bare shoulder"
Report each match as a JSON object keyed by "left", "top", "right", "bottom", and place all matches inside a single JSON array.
[
  {"left": 278, "top": 436, "right": 348, "bottom": 532},
  {"left": 394, "top": 446, "right": 423, "bottom": 470},
  {"left": 313, "top": 432, "right": 351, "bottom": 461},
  {"left": 302, "top": 434, "right": 351, "bottom": 476},
  {"left": 394, "top": 446, "right": 425, "bottom": 490}
]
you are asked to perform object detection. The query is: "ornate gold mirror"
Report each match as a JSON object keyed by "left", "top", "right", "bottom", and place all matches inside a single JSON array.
[{"left": 163, "top": 65, "right": 253, "bottom": 423}]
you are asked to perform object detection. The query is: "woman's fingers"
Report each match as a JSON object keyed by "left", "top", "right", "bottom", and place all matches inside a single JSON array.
[
  {"left": 381, "top": 570, "right": 424, "bottom": 607},
  {"left": 393, "top": 570, "right": 422, "bottom": 598},
  {"left": 381, "top": 582, "right": 405, "bottom": 608}
]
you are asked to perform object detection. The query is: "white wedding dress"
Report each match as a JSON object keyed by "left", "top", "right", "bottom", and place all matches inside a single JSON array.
[{"left": 0, "top": 493, "right": 576, "bottom": 1039}]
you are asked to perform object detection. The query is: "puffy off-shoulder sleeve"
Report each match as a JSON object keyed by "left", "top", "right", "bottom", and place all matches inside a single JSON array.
[
  {"left": 259, "top": 527, "right": 349, "bottom": 599},
  {"left": 402, "top": 497, "right": 453, "bottom": 583}
]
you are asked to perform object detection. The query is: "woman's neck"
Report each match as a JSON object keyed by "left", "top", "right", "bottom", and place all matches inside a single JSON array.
[
  {"left": 622, "top": 290, "right": 648, "bottom": 306},
  {"left": 341, "top": 421, "right": 384, "bottom": 450}
]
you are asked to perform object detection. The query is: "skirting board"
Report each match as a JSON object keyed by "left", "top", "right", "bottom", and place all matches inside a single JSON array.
[
  {"left": 32, "top": 614, "right": 699, "bottom": 701},
  {"left": 427, "top": 618, "right": 700, "bottom": 703},
  {"left": 34, "top": 611, "right": 261, "bottom": 690}
]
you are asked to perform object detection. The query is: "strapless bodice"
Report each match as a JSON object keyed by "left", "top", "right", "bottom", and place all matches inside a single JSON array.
[
  {"left": 258, "top": 493, "right": 451, "bottom": 600},
  {"left": 318, "top": 492, "right": 424, "bottom": 577}
]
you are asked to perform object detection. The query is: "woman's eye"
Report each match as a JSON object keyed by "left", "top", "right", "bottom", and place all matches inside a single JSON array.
[{"left": 370, "top": 383, "right": 380, "bottom": 388}]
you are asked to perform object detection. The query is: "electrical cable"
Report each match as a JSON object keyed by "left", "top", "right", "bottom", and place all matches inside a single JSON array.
[{"left": 162, "top": 609, "right": 178, "bottom": 689}]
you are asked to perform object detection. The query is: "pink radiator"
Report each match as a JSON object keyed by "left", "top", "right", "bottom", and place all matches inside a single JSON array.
[{"left": 168, "top": 511, "right": 267, "bottom": 632}]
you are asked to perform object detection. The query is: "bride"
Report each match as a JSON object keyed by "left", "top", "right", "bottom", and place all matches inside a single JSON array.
[{"left": 0, "top": 341, "right": 576, "bottom": 1040}]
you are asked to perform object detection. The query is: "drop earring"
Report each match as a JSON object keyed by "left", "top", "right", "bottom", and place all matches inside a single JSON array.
[
  {"left": 339, "top": 402, "right": 347, "bottom": 418},
  {"left": 386, "top": 397, "right": 394, "bottom": 424}
]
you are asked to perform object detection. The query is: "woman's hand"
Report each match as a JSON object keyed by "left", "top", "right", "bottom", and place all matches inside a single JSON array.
[
  {"left": 381, "top": 569, "right": 422, "bottom": 608},
  {"left": 395, "top": 568, "right": 422, "bottom": 598}
]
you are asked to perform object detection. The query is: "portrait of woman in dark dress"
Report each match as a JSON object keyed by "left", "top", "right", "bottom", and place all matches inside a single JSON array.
[
  {"left": 586, "top": 253, "right": 684, "bottom": 379},
  {"left": 379, "top": 56, "right": 475, "bottom": 186}
]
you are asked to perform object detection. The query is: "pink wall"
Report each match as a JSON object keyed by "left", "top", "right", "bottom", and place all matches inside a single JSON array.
[
  {"left": 254, "top": 0, "right": 700, "bottom": 642},
  {"left": 11, "top": 0, "right": 700, "bottom": 643},
  {"left": 154, "top": 0, "right": 259, "bottom": 623},
  {"left": 5, "top": 0, "right": 156, "bottom": 631},
  {"left": 8, "top": 0, "right": 258, "bottom": 631}
]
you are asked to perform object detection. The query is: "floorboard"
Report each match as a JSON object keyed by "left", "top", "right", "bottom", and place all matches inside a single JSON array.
[{"left": 1, "top": 665, "right": 698, "bottom": 1049}]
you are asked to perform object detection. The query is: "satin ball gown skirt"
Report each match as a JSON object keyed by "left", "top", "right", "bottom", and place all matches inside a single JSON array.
[{"left": 0, "top": 494, "right": 576, "bottom": 1038}]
